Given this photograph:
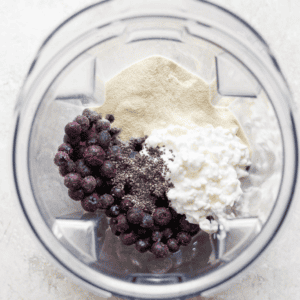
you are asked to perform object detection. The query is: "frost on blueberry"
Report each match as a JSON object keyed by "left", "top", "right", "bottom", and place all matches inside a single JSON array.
[{"left": 83, "top": 145, "right": 105, "bottom": 167}]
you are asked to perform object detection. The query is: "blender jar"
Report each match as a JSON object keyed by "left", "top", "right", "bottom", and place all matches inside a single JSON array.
[{"left": 12, "top": 0, "right": 299, "bottom": 299}]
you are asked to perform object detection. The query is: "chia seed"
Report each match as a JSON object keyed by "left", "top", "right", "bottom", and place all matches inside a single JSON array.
[{"left": 111, "top": 139, "right": 174, "bottom": 215}]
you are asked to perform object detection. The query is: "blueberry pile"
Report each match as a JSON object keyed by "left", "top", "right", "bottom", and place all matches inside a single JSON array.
[
  {"left": 54, "top": 109, "right": 200, "bottom": 258},
  {"left": 111, "top": 205, "right": 200, "bottom": 258}
]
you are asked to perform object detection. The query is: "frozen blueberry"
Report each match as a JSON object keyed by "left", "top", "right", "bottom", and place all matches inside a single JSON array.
[
  {"left": 76, "top": 159, "right": 92, "bottom": 177},
  {"left": 167, "top": 239, "right": 180, "bottom": 253},
  {"left": 74, "top": 115, "right": 90, "bottom": 132},
  {"left": 83, "top": 145, "right": 105, "bottom": 167},
  {"left": 163, "top": 228, "right": 173, "bottom": 240},
  {"left": 81, "top": 193, "right": 100, "bottom": 212},
  {"left": 89, "top": 110, "right": 101, "bottom": 124},
  {"left": 96, "top": 119, "right": 110, "bottom": 132},
  {"left": 63, "top": 134, "right": 71, "bottom": 144},
  {"left": 106, "top": 205, "right": 120, "bottom": 217},
  {"left": 59, "top": 160, "right": 77, "bottom": 176},
  {"left": 98, "top": 130, "right": 111, "bottom": 149},
  {"left": 115, "top": 214, "right": 129, "bottom": 233},
  {"left": 141, "top": 214, "right": 154, "bottom": 229},
  {"left": 68, "top": 135, "right": 81, "bottom": 147},
  {"left": 66, "top": 160, "right": 77, "bottom": 172},
  {"left": 176, "top": 232, "right": 191, "bottom": 246},
  {"left": 80, "top": 130, "right": 89, "bottom": 142},
  {"left": 110, "top": 186, "right": 125, "bottom": 199},
  {"left": 100, "top": 160, "right": 116, "bottom": 178},
  {"left": 54, "top": 151, "right": 70, "bottom": 167},
  {"left": 151, "top": 242, "right": 169, "bottom": 258},
  {"left": 179, "top": 216, "right": 192, "bottom": 232},
  {"left": 59, "top": 166, "right": 69, "bottom": 177},
  {"left": 120, "top": 198, "right": 134, "bottom": 211},
  {"left": 63, "top": 133, "right": 77, "bottom": 145},
  {"left": 82, "top": 108, "right": 92, "bottom": 118},
  {"left": 82, "top": 176, "right": 97, "bottom": 193},
  {"left": 86, "top": 133, "right": 99, "bottom": 147},
  {"left": 58, "top": 143, "right": 73, "bottom": 157},
  {"left": 98, "top": 194, "right": 114, "bottom": 209},
  {"left": 127, "top": 207, "right": 144, "bottom": 224},
  {"left": 152, "top": 231, "right": 163, "bottom": 242},
  {"left": 120, "top": 231, "right": 138, "bottom": 246},
  {"left": 72, "top": 145, "right": 86, "bottom": 160},
  {"left": 105, "top": 114, "right": 115, "bottom": 123},
  {"left": 64, "top": 173, "right": 82, "bottom": 190},
  {"left": 135, "top": 239, "right": 151, "bottom": 253},
  {"left": 83, "top": 109, "right": 101, "bottom": 124},
  {"left": 153, "top": 207, "right": 172, "bottom": 226},
  {"left": 65, "top": 122, "right": 82, "bottom": 138},
  {"left": 68, "top": 188, "right": 85, "bottom": 201},
  {"left": 82, "top": 108, "right": 91, "bottom": 115}
]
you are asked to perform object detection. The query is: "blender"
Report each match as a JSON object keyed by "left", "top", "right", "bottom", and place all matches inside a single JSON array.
[{"left": 11, "top": 0, "right": 299, "bottom": 299}]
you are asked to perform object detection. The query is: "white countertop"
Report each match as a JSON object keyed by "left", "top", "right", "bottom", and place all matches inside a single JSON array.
[{"left": 1, "top": 0, "right": 300, "bottom": 299}]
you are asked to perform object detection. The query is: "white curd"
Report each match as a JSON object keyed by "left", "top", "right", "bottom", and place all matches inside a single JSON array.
[{"left": 142, "top": 124, "right": 251, "bottom": 233}]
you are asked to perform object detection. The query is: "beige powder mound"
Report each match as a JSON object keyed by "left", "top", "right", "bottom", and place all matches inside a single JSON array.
[{"left": 93, "top": 55, "right": 250, "bottom": 151}]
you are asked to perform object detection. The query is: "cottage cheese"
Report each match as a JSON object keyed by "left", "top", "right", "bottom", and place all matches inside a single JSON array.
[{"left": 142, "top": 124, "right": 251, "bottom": 233}]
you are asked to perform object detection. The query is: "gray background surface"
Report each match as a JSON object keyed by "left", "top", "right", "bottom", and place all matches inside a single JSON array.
[{"left": 1, "top": 0, "right": 300, "bottom": 299}]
